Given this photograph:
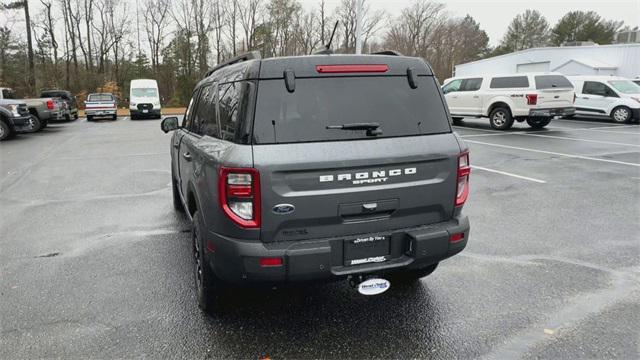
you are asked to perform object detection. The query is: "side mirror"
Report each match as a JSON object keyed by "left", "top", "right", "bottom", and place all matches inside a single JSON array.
[{"left": 161, "top": 116, "right": 179, "bottom": 133}]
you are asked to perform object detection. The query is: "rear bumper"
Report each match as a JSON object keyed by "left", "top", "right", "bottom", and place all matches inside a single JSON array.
[
  {"left": 130, "top": 108, "right": 161, "bottom": 118},
  {"left": 528, "top": 107, "right": 575, "bottom": 117},
  {"left": 205, "top": 215, "right": 470, "bottom": 284},
  {"left": 85, "top": 109, "right": 117, "bottom": 117}
]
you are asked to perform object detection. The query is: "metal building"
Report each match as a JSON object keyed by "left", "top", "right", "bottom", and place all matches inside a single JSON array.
[{"left": 454, "top": 43, "right": 640, "bottom": 79}]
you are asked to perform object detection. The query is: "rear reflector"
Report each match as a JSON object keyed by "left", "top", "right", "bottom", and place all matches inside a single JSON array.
[
  {"left": 316, "top": 64, "right": 389, "bottom": 74},
  {"left": 450, "top": 233, "right": 465, "bottom": 243},
  {"left": 260, "top": 257, "right": 283, "bottom": 267}
]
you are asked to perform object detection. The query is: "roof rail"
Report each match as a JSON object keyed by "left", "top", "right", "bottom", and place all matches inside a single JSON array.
[
  {"left": 205, "top": 50, "right": 261, "bottom": 77},
  {"left": 370, "top": 50, "right": 403, "bottom": 56}
]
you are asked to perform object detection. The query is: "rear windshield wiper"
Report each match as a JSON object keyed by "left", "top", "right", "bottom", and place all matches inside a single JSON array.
[{"left": 326, "top": 122, "right": 383, "bottom": 136}]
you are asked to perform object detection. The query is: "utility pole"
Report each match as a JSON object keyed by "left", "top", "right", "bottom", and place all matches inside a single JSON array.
[{"left": 355, "top": 0, "right": 363, "bottom": 54}]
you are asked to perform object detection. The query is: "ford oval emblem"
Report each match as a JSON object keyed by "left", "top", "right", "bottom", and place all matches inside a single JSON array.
[{"left": 272, "top": 204, "right": 295, "bottom": 215}]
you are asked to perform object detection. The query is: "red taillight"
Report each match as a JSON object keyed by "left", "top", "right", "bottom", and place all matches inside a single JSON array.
[
  {"left": 46, "top": 100, "right": 54, "bottom": 110},
  {"left": 316, "top": 64, "right": 389, "bottom": 73},
  {"left": 218, "top": 167, "right": 260, "bottom": 228},
  {"left": 450, "top": 233, "right": 465, "bottom": 243},
  {"left": 455, "top": 151, "right": 470, "bottom": 207},
  {"left": 525, "top": 94, "right": 538, "bottom": 105},
  {"left": 259, "top": 257, "right": 283, "bottom": 267}
]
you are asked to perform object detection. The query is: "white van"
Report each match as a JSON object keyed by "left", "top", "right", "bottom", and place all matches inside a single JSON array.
[
  {"left": 442, "top": 73, "right": 575, "bottom": 130},
  {"left": 129, "top": 79, "right": 161, "bottom": 119},
  {"left": 567, "top": 76, "right": 640, "bottom": 123}
]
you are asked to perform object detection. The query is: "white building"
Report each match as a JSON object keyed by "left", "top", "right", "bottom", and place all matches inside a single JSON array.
[{"left": 454, "top": 43, "right": 640, "bottom": 79}]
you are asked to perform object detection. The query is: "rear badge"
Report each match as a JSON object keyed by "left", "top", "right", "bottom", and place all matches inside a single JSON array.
[
  {"left": 357, "top": 278, "right": 391, "bottom": 296},
  {"left": 272, "top": 204, "right": 295, "bottom": 215}
]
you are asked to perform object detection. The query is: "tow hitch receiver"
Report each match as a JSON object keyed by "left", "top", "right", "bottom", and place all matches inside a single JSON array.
[{"left": 349, "top": 275, "right": 391, "bottom": 296}]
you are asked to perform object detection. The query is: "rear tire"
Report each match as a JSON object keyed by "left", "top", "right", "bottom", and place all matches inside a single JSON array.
[
  {"left": 112, "top": 115, "right": 118, "bottom": 121},
  {"left": 489, "top": 107, "right": 514, "bottom": 130},
  {"left": 87, "top": 115, "right": 93, "bottom": 122},
  {"left": 192, "top": 210, "right": 224, "bottom": 315},
  {"left": 390, "top": 263, "right": 439, "bottom": 284},
  {"left": 526, "top": 117, "right": 551, "bottom": 129},
  {"left": 611, "top": 106, "right": 632, "bottom": 123}
]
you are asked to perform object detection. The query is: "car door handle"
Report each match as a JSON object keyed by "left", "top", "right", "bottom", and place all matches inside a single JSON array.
[{"left": 182, "top": 152, "right": 192, "bottom": 161}]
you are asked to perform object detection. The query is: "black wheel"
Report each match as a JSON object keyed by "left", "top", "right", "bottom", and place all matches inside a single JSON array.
[
  {"left": 25, "top": 115, "right": 42, "bottom": 133},
  {"left": 390, "top": 263, "right": 439, "bottom": 284},
  {"left": 489, "top": 107, "right": 514, "bottom": 130},
  {"left": 112, "top": 115, "right": 118, "bottom": 121},
  {"left": 130, "top": 114, "right": 136, "bottom": 120},
  {"left": 526, "top": 117, "right": 551, "bottom": 129},
  {"left": 611, "top": 106, "right": 632, "bottom": 124},
  {"left": 87, "top": 115, "right": 93, "bottom": 122},
  {"left": 452, "top": 117, "right": 463, "bottom": 125},
  {"left": 172, "top": 170, "right": 184, "bottom": 213},
  {"left": 192, "top": 210, "right": 224, "bottom": 314},
  {"left": 65, "top": 113, "right": 71, "bottom": 121},
  {"left": 74, "top": 113, "right": 79, "bottom": 120},
  {"left": 0, "top": 120, "right": 13, "bottom": 140}
]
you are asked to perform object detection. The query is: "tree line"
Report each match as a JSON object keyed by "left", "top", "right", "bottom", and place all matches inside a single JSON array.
[{"left": 0, "top": 0, "right": 626, "bottom": 107}]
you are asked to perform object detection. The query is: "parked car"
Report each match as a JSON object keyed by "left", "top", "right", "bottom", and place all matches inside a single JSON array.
[
  {"left": 129, "top": 79, "right": 161, "bottom": 119},
  {"left": 567, "top": 76, "right": 640, "bottom": 123},
  {"left": 0, "top": 87, "right": 66, "bottom": 130},
  {"left": 40, "top": 89, "right": 78, "bottom": 120},
  {"left": 161, "top": 51, "right": 471, "bottom": 313},
  {"left": 0, "top": 99, "right": 33, "bottom": 140},
  {"left": 442, "top": 72, "right": 576, "bottom": 130},
  {"left": 85, "top": 93, "right": 117, "bottom": 121}
]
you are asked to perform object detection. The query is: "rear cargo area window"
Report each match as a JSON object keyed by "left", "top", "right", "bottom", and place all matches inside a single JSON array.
[
  {"left": 252, "top": 76, "right": 450, "bottom": 144},
  {"left": 489, "top": 76, "right": 529, "bottom": 89},
  {"left": 535, "top": 75, "right": 573, "bottom": 89}
]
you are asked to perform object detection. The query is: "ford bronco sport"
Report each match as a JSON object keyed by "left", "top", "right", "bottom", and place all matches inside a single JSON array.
[{"left": 161, "top": 51, "right": 471, "bottom": 313}]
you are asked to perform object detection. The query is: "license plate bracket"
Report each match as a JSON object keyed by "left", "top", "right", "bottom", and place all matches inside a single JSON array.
[{"left": 344, "top": 235, "right": 390, "bottom": 266}]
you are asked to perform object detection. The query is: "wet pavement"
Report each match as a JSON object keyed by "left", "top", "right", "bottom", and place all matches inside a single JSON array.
[{"left": 1, "top": 116, "right": 639, "bottom": 359}]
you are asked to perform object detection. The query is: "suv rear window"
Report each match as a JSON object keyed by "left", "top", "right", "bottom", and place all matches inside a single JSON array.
[
  {"left": 535, "top": 75, "right": 573, "bottom": 89},
  {"left": 489, "top": 76, "right": 529, "bottom": 89},
  {"left": 252, "top": 76, "right": 450, "bottom": 144},
  {"left": 41, "top": 91, "right": 69, "bottom": 99},
  {"left": 88, "top": 94, "right": 114, "bottom": 101}
]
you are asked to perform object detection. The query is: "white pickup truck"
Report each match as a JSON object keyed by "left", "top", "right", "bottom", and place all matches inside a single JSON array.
[
  {"left": 442, "top": 73, "right": 576, "bottom": 130},
  {"left": 85, "top": 93, "right": 117, "bottom": 121}
]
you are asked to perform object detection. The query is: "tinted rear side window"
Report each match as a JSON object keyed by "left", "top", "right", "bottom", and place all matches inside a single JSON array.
[
  {"left": 535, "top": 75, "right": 573, "bottom": 89},
  {"left": 252, "top": 76, "right": 450, "bottom": 144},
  {"left": 490, "top": 76, "right": 529, "bottom": 89},
  {"left": 218, "top": 82, "right": 240, "bottom": 141}
]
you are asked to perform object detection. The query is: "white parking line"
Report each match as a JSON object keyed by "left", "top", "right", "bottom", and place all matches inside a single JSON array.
[
  {"left": 471, "top": 165, "right": 547, "bottom": 183},
  {"left": 513, "top": 133, "right": 640, "bottom": 148},
  {"left": 465, "top": 139, "right": 640, "bottom": 168}
]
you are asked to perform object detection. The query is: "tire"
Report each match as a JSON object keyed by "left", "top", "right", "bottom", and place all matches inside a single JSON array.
[
  {"left": 74, "top": 113, "right": 79, "bottom": 120},
  {"left": 390, "top": 263, "right": 439, "bottom": 284},
  {"left": 112, "top": 115, "right": 118, "bottom": 121},
  {"left": 25, "top": 115, "right": 42, "bottom": 133},
  {"left": 611, "top": 106, "right": 632, "bottom": 124},
  {"left": 452, "top": 117, "right": 463, "bottom": 125},
  {"left": 192, "top": 210, "right": 224, "bottom": 314},
  {"left": 87, "top": 115, "right": 93, "bottom": 122},
  {"left": 526, "top": 117, "right": 552, "bottom": 129},
  {"left": 172, "top": 171, "right": 185, "bottom": 213},
  {"left": 489, "top": 107, "right": 514, "bottom": 130},
  {"left": 0, "top": 120, "right": 13, "bottom": 141},
  {"left": 65, "top": 113, "right": 71, "bottom": 121},
  {"left": 130, "top": 114, "right": 137, "bottom": 120}
]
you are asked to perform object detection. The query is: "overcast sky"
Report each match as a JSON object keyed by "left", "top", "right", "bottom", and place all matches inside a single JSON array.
[{"left": 301, "top": 0, "right": 640, "bottom": 46}]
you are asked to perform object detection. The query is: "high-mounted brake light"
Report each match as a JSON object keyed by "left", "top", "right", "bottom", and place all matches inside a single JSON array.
[
  {"left": 455, "top": 151, "right": 470, "bottom": 207},
  {"left": 218, "top": 167, "right": 260, "bottom": 228},
  {"left": 316, "top": 64, "right": 389, "bottom": 73},
  {"left": 525, "top": 94, "right": 538, "bottom": 106},
  {"left": 46, "top": 100, "right": 54, "bottom": 110}
]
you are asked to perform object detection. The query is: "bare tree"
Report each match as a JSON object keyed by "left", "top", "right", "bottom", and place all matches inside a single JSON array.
[
  {"left": 238, "top": 0, "right": 261, "bottom": 51},
  {"left": 337, "top": 0, "right": 385, "bottom": 53},
  {"left": 144, "top": 0, "right": 170, "bottom": 74},
  {"left": 2, "top": 1, "right": 36, "bottom": 92}
]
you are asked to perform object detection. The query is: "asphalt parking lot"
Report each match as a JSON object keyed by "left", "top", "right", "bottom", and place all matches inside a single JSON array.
[{"left": 1, "top": 115, "right": 639, "bottom": 359}]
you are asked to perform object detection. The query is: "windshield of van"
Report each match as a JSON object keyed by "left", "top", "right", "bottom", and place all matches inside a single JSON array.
[
  {"left": 252, "top": 76, "right": 451, "bottom": 144},
  {"left": 2, "top": 89, "right": 16, "bottom": 99},
  {"left": 607, "top": 80, "right": 640, "bottom": 94},
  {"left": 131, "top": 88, "right": 158, "bottom": 98}
]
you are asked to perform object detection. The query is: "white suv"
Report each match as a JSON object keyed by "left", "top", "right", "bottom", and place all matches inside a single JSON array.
[
  {"left": 568, "top": 76, "right": 640, "bottom": 123},
  {"left": 442, "top": 73, "right": 576, "bottom": 130}
]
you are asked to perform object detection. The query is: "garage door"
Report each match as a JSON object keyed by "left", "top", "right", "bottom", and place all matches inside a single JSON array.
[{"left": 517, "top": 62, "right": 550, "bottom": 73}]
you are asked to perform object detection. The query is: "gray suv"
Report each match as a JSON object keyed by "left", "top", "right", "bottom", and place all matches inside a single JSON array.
[{"left": 161, "top": 51, "right": 471, "bottom": 313}]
